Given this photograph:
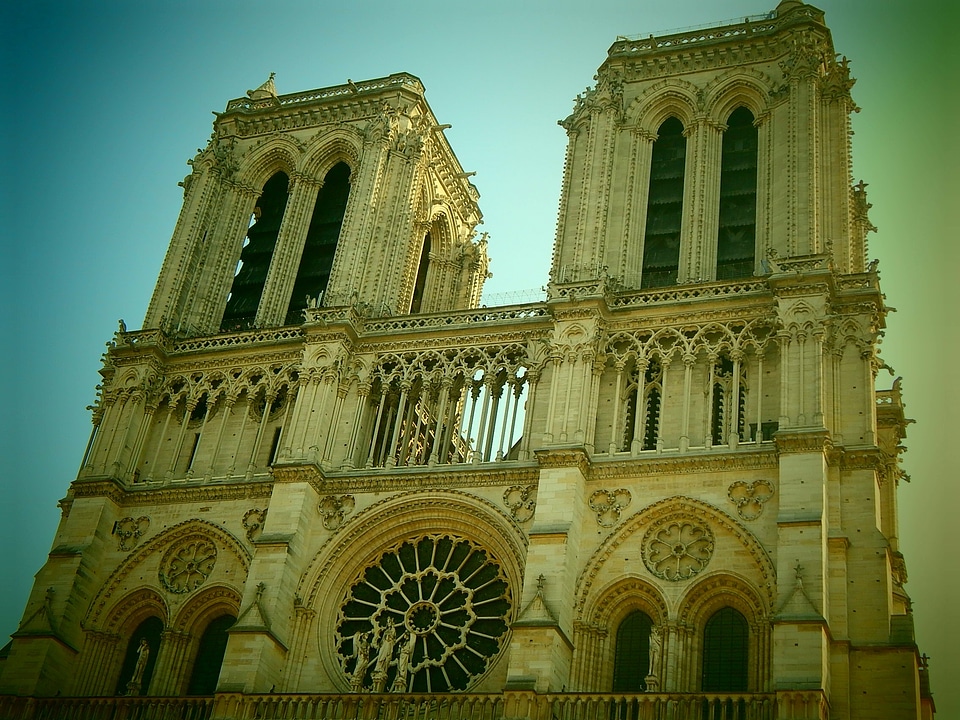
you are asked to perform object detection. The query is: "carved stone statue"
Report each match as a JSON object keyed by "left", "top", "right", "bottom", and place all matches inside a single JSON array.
[
  {"left": 349, "top": 631, "right": 372, "bottom": 692},
  {"left": 390, "top": 631, "right": 416, "bottom": 693},
  {"left": 126, "top": 638, "right": 150, "bottom": 695},
  {"left": 370, "top": 621, "right": 398, "bottom": 693},
  {"left": 647, "top": 624, "right": 662, "bottom": 677}
]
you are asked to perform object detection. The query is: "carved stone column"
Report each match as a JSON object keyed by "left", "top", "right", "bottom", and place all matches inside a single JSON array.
[{"left": 150, "top": 629, "right": 191, "bottom": 695}]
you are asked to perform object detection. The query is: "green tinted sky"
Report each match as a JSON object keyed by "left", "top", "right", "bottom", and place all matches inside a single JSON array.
[{"left": 2, "top": 0, "right": 956, "bottom": 711}]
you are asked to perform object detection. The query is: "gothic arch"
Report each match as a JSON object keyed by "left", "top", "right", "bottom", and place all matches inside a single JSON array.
[
  {"left": 677, "top": 571, "right": 769, "bottom": 627},
  {"left": 235, "top": 138, "right": 300, "bottom": 191},
  {"left": 100, "top": 587, "right": 169, "bottom": 635},
  {"left": 703, "top": 70, "right": 773, "bottom": 126},
  {"left": 297, "top": 490, "right": 526, "bottom": 692},
  {"left": 572, "top": 577, "right": 668, "bottom": 692},
  {"left": 162, "top": 584, "right": 242, "bottom": 696},
  {"left": 627, "top": 79, "right": 700, "bottom": 135},
  {"left": 575, "top": 496, "right": 776, "bottom": 619},
  {"left": 85, "top": 518, "right": 251, "bottom": 631},
  {"left": 93, "top": 588, "right": 168, "bottom": 698},
  {"left": 427, "top": 205, "right": 457, "bottom": 255},
  {"left": 171, "top": 584, "right": 242, "bottom": 634},
  {"left": 691, "top": 322, "right": 740, "bottom": 355},
  {"left": 299, "top": 130, "right": 362, "bottom": 182},
  {"left": 583, "top": 576, "right": 669, "bottom": 628},
  {"left": 676, "top": 572, "right": 772, "bottom": 692}
]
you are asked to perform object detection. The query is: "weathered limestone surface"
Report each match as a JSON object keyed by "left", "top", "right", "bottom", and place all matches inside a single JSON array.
[{"left": 0, "top": 3, "right": 933, "bottom": 719}]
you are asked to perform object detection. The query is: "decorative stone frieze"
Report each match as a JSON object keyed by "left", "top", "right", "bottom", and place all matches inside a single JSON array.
[
  {"left": 535, "top": 447, "right": 591, "bottom": 475},
  {"left": 590, "top": 450, "right": 778, "bottom": 479},
  {"left": 773, "top": 429, "right": 831, "bottom": 454},
  {"left": 71, "top": 480, "right": 273, "bottom": 505}
]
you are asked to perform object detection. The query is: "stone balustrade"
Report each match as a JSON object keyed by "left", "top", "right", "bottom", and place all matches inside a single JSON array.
[{"left": 0, "top": 690, "right": 829, "bottom": 720}]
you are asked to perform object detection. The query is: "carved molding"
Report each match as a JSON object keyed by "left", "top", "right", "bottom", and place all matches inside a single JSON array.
[
  {"left": 299, "top": 489, "right": 528, "bottom": 612},
  {"left": 590, "top": 450, "right": 778, "bottom": 479},
  {"left": 71, "top": 478, "right": 273, "bottom": 506},
  {"left": 774, "top": 430, "right": 831, "bottom": 455},
  {"left": 535, "top": 447, "right": 591, "bottom": 475},
  {"left": 274, "top": 462, "right": 539, "bottom": 495},
  {"left": 581, "top": 576, "right": 670, "bottom": 627}
]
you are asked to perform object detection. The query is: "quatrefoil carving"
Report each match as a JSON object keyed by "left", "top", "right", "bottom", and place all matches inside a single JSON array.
[
  {"left": 728, "top": 479, "right": 775, "bottom": 520},
  {"left": 589, "top": 488, "right": 632, "bottom": 528}
]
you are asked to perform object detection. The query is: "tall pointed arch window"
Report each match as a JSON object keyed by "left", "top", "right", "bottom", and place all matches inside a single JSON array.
[
  {"left": 710, "top": 354, "right": 746, "bottom": 445},
  {"left": 221, "top": 171, "right": 290, "bottom": 331},
  {"left": 285, "top": 162, "right": 351, "bottom": 324},
  {"left": 641, "top": 117, "right": 686, "bottom": 289},
  {"left": 701, "top": 606, "right": 749, "bottom": 691},
  {"left": 409, "top": 231, "right": 431, "bottom": 313},
  {"left": 186, "top": 614, "right": 236, "bottom": 695},
  {"left": 114, "top": 616, "right": 164, "bottom": 696},
  {"left": 716, "top": 107, "right": 758, "bottom": 280},
  {"left": 621, "top": 360, "right": 663, "bottom": 452},
  {"left": 612, "top": 610, "right": 653, "bottom": 691}
]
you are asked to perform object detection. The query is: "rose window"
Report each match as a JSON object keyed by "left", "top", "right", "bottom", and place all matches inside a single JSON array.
[
  {"left": 643, "top": 520, "right": 714, "bottom": 581},
  {"left": 336, "top": 534, "right": 512, "bottom": 693},
  {"left": 159, "top": 538, "right": 217, "bottom": 594}
]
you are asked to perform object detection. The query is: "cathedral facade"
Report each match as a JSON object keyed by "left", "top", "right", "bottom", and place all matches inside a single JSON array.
[{"left": 0, "top": 2, "right": 934, "bottom": 719}]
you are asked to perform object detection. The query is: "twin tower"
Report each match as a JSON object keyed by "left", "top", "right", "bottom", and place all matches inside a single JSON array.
[{"left": 1, "top": 3, "right": 933, "bottom": 720}]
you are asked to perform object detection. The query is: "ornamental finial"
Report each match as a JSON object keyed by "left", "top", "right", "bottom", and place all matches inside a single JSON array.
[{"left": 247, "top": 73, "right": 278, "bottom": 100}]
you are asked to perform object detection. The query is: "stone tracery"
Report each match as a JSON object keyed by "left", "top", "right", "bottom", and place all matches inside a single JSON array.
[
  {"left": 334, "top": 534, "right": 512, "bottom": 693},
  {"left": 159, "top": 538, "right": 218, "bottom": 594}
]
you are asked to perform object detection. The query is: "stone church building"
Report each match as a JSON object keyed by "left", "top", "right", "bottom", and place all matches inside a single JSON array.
[{"left": 0, "top": 2, "right": 935, "bottom": 718}]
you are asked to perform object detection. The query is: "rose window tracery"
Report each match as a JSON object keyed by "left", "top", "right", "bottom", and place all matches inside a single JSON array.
[
  {"left": 642, "top": 520, "right": 714, "bottom": 581},
  {"left": 335, "top": 534, "right": 512, "bottom": 693},
  {"left": 159, "top": 538, "right": 217, "bottom": 594}
]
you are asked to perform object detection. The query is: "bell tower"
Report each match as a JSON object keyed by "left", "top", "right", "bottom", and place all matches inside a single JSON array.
[
  {"left": 0, "top": 5, "right": 935, "bottom": 717},
  {"left": 145, "top": 73, "right": 488, "bottom": 337}
]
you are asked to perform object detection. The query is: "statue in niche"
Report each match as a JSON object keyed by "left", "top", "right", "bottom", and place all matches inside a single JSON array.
[
  {"left": 647, "top": 624, "right": 662, "bottom": 676},
  {"left": 126, "top": 638, "right": 150, "bottom": 695},
  {"left": 645, "top": 624, "right": 663, "bottom": 692},
  {"left": 390, "top": 631, "right": 416, "bottom": 693},
  {"left": 349, "top": 631, "right": 372, "bottom": 692}
]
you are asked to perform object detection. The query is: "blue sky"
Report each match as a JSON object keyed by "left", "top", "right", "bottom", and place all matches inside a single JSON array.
[{"left": 2, "top": 0, "right": 957, "bottom": 710}]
